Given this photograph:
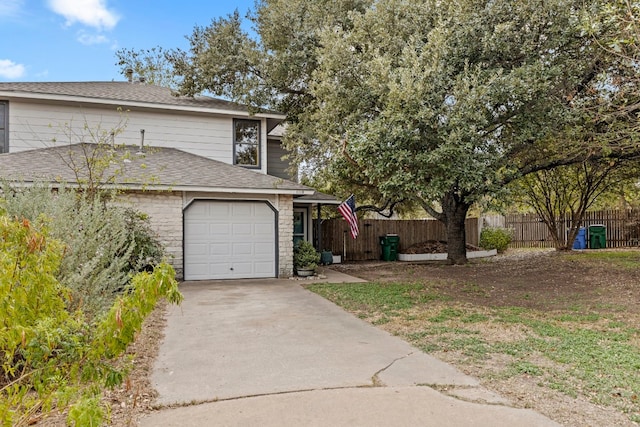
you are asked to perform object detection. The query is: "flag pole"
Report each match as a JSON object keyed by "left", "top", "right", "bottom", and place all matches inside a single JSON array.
[{"left": 343, "top": 230, "right": 347, "bottom": 261}]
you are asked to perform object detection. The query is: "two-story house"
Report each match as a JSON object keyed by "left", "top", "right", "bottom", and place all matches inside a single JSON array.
[{"left": 0, "top": 81, "right": 337, "bottom": 280}]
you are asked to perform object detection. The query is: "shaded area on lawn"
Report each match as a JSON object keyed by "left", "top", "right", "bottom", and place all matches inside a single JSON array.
[{"left": 327, "top": 249, "right": 640, "bottom": 314}]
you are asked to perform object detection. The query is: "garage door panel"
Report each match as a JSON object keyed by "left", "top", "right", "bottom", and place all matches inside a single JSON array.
[
  {"left": 209, "top": 203, "right": 231, "bottom": 216},
  {"left": 232, "top": 224, "right": 253, "bottom": 236},
  {"left": 184, "top": 200, "right": 277, "bottom": 280},
  {"left": 187, "top": 242, "right": 208, "bottom": 256},
  {"left": 188, "top": 263, "right": 210, "bottom": 277},
  {"left": 231, "top": 242, "right": 253, "bottom": 256},
  {"left": 231, "top": 203, "right": 253, "bottom": 215},
  {"left": 210, "top": 223, "right": 231, "bottom": 236},
  {"left": 227, "top": 262, "right": 254, "bottom": 275},
  {"left": 254, "top": 225, "right": 274, "bottom": 236},
  {"left": 254, "top": 261, "right": 275, "bottom": 274},
  {"left": 210, "top": 242, "right": 231, "bottom": 255},
  {"left": 254, "top": 242, "right": 274, "bottom": 255},
  {"left": 187, "top": 222, "right": 209, "bottom": 237},
  {"left": 189, "top": 203, "right": 208, "bottom": 216}
]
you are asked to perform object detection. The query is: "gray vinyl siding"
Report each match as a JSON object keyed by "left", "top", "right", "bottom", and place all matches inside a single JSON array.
[
  {"left": 267, "top": 139, "right": 297, "bottom": 181},
  {"left": 6, "top": 100, "right": 269, "bottom": 174}
]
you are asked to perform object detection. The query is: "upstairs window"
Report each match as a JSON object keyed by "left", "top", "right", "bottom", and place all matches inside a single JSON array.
[
  {"left": 234, "top": 119, "right": 260, "bottom": 167},
  {"left": 0, "top": 102, "right": 7, "bottom": 154}
]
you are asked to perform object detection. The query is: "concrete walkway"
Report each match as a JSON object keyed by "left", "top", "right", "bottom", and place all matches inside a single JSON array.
[{"left": 140, "top": 269, "right": 559, "bottom": 426}]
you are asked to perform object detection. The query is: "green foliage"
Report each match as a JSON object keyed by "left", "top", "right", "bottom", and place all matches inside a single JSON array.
[
  {"left": 91, "top": 263, "right": 183, "bottom": 360},
  {"left": 1, "top": 184, "right": 165, "bottom": 319},
  {"left": 0, "top": 215, "right": 72, "bottom": 377},
  {"left": 162, "top": 0, "right": 635, "bottom": 264},
  {"left": 115, "top": 46, "right": 178, "bottom": 88},
  {"left": 0, "top": 213, "right": 182, "bottom": 426},
  {"left": 479, "top": 227, "right": 513, "bottom": 253},
  {"left": 293, "top": 240, "right": 320, "bottom": 270}
]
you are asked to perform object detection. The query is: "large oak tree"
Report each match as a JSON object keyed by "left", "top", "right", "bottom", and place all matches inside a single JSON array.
[{"left": 139, "top": 0, "right": 637, "bottom": 263}]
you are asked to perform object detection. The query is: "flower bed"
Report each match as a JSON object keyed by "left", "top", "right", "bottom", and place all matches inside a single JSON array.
[{"left": 398, "top": 240, "right": 497, "bottom": 261}]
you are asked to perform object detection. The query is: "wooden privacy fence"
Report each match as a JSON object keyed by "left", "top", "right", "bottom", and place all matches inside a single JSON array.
[
  {"left": 317, "top": 218, "right": 479, "bottom": 261},
  {"left": 505, "top": 209, "right": 640, "bottom": 248}
]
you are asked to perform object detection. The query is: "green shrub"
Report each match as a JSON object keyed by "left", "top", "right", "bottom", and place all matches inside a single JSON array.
[
  {"left": 1, "top": 184, "right": 165, "bottom": 319},
  {"left": 479, "top": 226, "right": 513, "bottom": 253},
  {"left": 294, "top": 240, "right": 320, "bottom": 270},
  {"left": 0, "top": 212, "right": 182, "bottom": 426}
]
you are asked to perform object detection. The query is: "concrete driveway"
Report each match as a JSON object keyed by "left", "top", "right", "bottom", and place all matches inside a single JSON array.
[{"left": 140, "top": 270, "right": 559, "bottom": 426}]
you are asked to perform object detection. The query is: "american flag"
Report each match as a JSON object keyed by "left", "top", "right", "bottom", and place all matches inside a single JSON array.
[{"left": 338, "top": 194, "right": 359, "bottom": 239}]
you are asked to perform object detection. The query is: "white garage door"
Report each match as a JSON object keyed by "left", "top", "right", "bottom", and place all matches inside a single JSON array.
[{"left": 184, "top": 200, "right": 277, "bottom": 280}]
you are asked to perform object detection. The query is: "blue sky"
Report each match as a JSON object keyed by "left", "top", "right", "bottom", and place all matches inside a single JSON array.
[{"left": 0, "top": 0, "right": 255, "bottom": 82}]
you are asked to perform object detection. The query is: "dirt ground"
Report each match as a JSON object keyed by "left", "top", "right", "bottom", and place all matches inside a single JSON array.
[
  {"left": 66, "top": 248, "right": 639, "bottom": 426},
  {"left": 329, "top": 248, "right": 640, "bottom": 427},
  {"left": 332, "top": 248, "right": 640, "bottom": 315}
]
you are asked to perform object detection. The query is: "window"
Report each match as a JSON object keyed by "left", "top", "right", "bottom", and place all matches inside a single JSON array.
[
  {"left": 293, "top": 209, "right": 307, "bottom": 248},
  {"left": 0, "top": 102, "right": 7, "bottom": 154},
  {"left": 233, "top": 119, "right": 260, "bottom": 167}
]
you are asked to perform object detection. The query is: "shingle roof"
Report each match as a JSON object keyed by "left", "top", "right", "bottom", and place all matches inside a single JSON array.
[
  {"left": 0, "top": 82, "right": 283, "bottom": 117},
  {"left": 0, "top": 144, "right": 314, "bottom": 195}
]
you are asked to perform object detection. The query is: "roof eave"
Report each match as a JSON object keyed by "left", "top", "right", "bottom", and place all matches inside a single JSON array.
[
  {"left": 0, "top": 91, "right": 287, "bottom": 120},
  {"left": 3, "top": 180, "right": 315, "bottom": 195},
  {"left": 293, "top": 199, "right": 341, "bottom": 205}
]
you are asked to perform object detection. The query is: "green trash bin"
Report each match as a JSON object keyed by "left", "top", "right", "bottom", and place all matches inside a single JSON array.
[
  {"left": 380, "top": 236, "right": 391, "bottom": 261},
  {"left": 588, "top": 224, "right": 606, "bottom": 249},
  {"left": 380, "top": 234, "right": 399, "bottom": 261},
  {"left": 386, "top": 234, "right": 399, "bottom": 261}
]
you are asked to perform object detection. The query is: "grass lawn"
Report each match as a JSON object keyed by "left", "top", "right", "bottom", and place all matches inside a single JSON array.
[{"left": 309, "top": 250, "right": 640, "bottom": 426}]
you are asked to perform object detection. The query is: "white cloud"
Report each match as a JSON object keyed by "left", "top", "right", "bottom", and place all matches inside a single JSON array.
[
  {"left": 0, "top": 0, "right": 24, "bottom": 17},
  {"left": 77, "top": 31, "right": 109, "bottom": 45},
  {"left": 48, "top": 0, "right": 119, "bottom": 30},
  {"left": 0, "top": 59, "right": 26, "bottom": 79}
]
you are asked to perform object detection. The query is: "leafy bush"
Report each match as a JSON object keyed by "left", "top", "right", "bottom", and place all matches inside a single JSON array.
[
  {"left": 479, "top": 226, "right": 513, "bottom": 253},
  {"left": 294, "top": 240, "right": 320, "bottom": 271},
  {"left": 1, "top": 184, "right": 165, "bottom": 318},
  {"left": 0, "top": 211, "right": 182, "bottom": 426}
]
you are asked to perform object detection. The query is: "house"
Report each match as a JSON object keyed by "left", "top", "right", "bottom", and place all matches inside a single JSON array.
[{"left": 0, "top": 81, "right": 338, "bottom": 280}]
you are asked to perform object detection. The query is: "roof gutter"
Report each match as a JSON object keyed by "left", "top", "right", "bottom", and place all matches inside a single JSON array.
[
  {"left": 0, "top": 91, "right": 287, "bottom": 120},
  {"left": 4, "top": 180, "right": 315, "bottom": 196}
]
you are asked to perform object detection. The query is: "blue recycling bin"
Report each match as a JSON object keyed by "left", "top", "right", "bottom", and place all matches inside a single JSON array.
[{"left": 572, "top": 227, "right": 587, "bottom": 250}]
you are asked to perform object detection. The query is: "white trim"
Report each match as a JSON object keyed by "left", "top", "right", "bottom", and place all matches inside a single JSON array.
[
  {"left": 0, "top": 91, "right": 286, "bottom": 120},
  {"left": 293, "top": 198, "right": 341, "bottom": 205},
  {"left": 6, "top": 181, "right": 314, "bottom": 195}
]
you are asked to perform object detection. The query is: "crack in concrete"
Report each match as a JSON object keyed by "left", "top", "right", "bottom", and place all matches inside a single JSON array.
[
  {"left": 153, "top": 351, "right": 510, "bottom": 411},
  {"left": 154, "top": 352, "right": 420, "bottom": 410},
  {"left": 370, "top": 351, "right": 414, "bottom": 387},
  {"left": 152, "top": 385, "right": 383, "bottom": 410}
]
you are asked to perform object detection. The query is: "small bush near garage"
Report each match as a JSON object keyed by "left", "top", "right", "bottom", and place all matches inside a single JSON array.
[
  {"left": 0, "top": 184, "right": 165, "bottom": 319},
  {"left": 479, "top": 226, "right": 513, "bottom": 253}
]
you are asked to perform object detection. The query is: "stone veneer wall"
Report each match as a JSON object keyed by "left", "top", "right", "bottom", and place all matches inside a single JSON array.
[
  {"left": 276, "top": 194, "right": 294, "bottom": 277},
  {"left": 118, "top": 191, "right": 184, "bottom": 278}
]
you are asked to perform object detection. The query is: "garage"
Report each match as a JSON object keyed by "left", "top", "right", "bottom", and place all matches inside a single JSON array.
[{"left": 184, "top": 200, "right": 277, "bottom": 280}]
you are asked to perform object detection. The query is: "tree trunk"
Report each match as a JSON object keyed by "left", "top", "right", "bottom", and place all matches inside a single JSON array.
[{"left": 441, "top": 191, "right": 472, "bottom": 265}]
